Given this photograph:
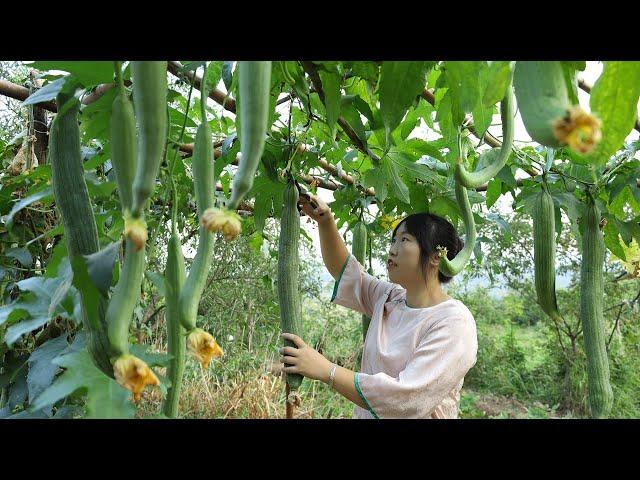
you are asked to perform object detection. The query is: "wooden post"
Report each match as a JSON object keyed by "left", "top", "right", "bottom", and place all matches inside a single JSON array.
[
  {"left": 29, "top": 71, "right": 48, "bottom": 165},
  {"left": 285, "top": 383, "right": 294, "bottom": 419}
]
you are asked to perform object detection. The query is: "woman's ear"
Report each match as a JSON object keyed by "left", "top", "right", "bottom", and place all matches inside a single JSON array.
[{"left": 429, "top": 252, "right": 441, "bottom": 267}]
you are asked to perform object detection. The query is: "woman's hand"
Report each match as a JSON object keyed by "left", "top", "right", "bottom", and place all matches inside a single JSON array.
[
  {"left": 297, "top": 194, "right": 332, "bottom": 224},
  {"left": 280, "top": 333, "right": 333, "bottom": 382}
]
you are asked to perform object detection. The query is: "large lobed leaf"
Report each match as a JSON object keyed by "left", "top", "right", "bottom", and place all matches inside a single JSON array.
[
  {"left": 587, "top": 62, "right": 640, "bottom": 167},
  {"left": 0, "top": 262, "right": 81, "bottom": 346},
  {"left": 30, "top": 349, "right": 135, "bottom": 419},
  {"left": 379, "top": 61, "right": 433, "bottom": 142}
]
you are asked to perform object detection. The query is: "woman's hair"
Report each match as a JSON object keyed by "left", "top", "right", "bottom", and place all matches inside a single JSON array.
[{"left": 392, "top": 213, "right": 464, "bottom": 284}]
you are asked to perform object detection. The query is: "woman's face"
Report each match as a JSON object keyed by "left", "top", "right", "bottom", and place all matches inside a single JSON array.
[{"left": 387, "top": 222, "right": 424, "bottom": 286}]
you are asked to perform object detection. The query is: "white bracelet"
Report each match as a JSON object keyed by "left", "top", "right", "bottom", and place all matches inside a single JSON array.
[{"left": 328, "top": 364, "right": 338, "bottom": 389}]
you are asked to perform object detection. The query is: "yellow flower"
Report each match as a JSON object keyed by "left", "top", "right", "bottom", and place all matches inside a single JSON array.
[
  {"left": 112, "top": 354, "right": 160, "bottom": 402},
  {"left": 123, "top": 212, "right": 148, "bottom": 252},
  {"left": 552, "top": 106, "right": 602, "bottom": 154},
  {"left": 380, "top": 215, "right": 403, "bottom": 231},
  {"left": 201, "top": 207, "right": 242, "bottom": 241},
  {"left": 187, "top": 328, "right": 224, "bottom": 369},
  {"left": 436, "top": 245, "right": 449, "bottom": 259},
  {"left": 612, "top": 238, "right": 640, "bottom": 280}
]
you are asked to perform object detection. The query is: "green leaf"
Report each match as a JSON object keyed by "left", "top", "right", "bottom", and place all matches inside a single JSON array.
[
  {"left": 27, "top": 334, "right": 70, "bottom": 403},
  {"left": 551, "top": 192, "right": 584, "bottom": 222},
  {"left": 332, "top": 184, "right": 361, "bottom": 212},
  {"left": 399, "top": 99, "right": 435, "bottom": 140},
  {"left": 168, "top": 106, "right": 197, "bottom": 129},
  {"left": 486, "top": 178, "right": 502, "bottom": 209},
  {"left": 30, "top": 61, "right": 115, "bottom": 87},
  {"left": 205, "top": 61, "right": 224, "bottom": 92},
  {"left": 1, "top": 367, "right": 29, "bottom": 415},
  {"left": 351, "top": 95, "right": 376, "bottom": 129},
  {"left": 340, "top": 96, "right": 368, "bottom": 147},
  {"left": 214, "top": 134, "right": 240, "bottom": 181},
  {"left": 318, "top": 70, "right": 341, "bottom": 140},
  {"left": 70, "top": 255, "right": 103, "bottom": 333},
  {"left": 84, "top": 173, "right": 117, "bottom": 200},
  {"left": 482, "top": 61, "right": 513, "bottom": 107},
  {"left": 85, "top": 241, "right": 120, "bottom": 297},
  {"left": 0, "top": 266, "right": 79, "bottom": 346},
  {"left": 180, "top": 61, "right": 207, "bottom": 73},
  {"left": 80, "top": 87, "right": 117, "bottom": 141},
  {"left": 429, "top": 196, "right": 460, "bottom": 222},
  {"left": 222, "top": 61, "right": 234, "bottom": 92},
  {"left": 474, "top": 237, "right": 483, "bottom": 264},
  {"left": 30, "top": 349, "right": 135, "bottom": 419},
  {"left": 5, "top": 247, "right": 33, "bottom": 267},
  {"left": 346, "top": 61, "right": 380, "bottom": 84},
  {"left": 435, "top": 92, "right": 461, "bottom": 148},
  {"left": 1, "top": 187, "right": 53, "bottom": 230},
  {"left": 444, "top": 61, "right": 484, "bottom": 113},
  {"left": 146, "top": 271, "right": 166, "bottom": 298},
  {"left": 388, "top": 150, "right": 446, "bottom": 190},
  {"left": 472, "top": 102, "right": 495, "bottom": 138},
  {"left": 563, "top": 61, "right": 587, "bottom": 71},
  {"left": 364, "top": 167, "right": 388, "bottom": 203},
  {"left": 248, "top": 175, "right": 285, "bottom": 233},
  {"left": 5, "top": 407, "right": 51, "bottom": 419},
  {"left": 561, "top": 62, "right": 580, "bottom": 106},
  {"left": 401, "top": 108, "right": 420, "bottom": 140},
  {"left": 554, "top": 206, "right": 563, "bottom": 243},
  {"left": 379, "top": 61, "right": 432, "bottom": 140},
  {"left": 587, "top": 61, "right": 640, "bottom": 166},
  {"left": 382, "top": 156, "right": 410, "bottom": 204},
  {"left": 604, "top": 219, "right": 627, "bottom": 260},
  {"left": 399, "top": 138, "right": 445, "bottom": 162},
  {"left": 0, "top": 353, "right": 29, "bottom": 390},
  {"left": 129, "top": 344, "right": 171, "bottom": 368},
  {"left": 487, "top": 213, "right": 512, "bottom": 241},
  {"left": 52, "top": 405, "right": 84, "bottom": 419},
  {"left": 248, "top": 232, "right": 264, "bottom": 255},
  {"left": 21, "top": 78, "right": 68, "bottom": 107},
  {"left": 496, "top": 164, "right": 517, "bottom": 189},
  {"left": 609, "top": 185, "right": 635, "bottom": 219}
]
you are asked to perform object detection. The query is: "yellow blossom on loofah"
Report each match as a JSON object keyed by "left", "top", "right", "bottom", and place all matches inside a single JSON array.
[
  {"left": 201, "top": 207, "right": 242, "bottom": 241},
  {"left": 380, "top": 215, "right": 403, "bottom": 231},
  {"left": 436, "top": 245, "right": 449, "bottom": 259},
  {"left": 113, "top": 354, "right": 160, "bottom": 402},
  {"left": 123, "top": 212, "right": 148, "bottom": 252},
  {"left": 187, "top": 328, "right": 224, "bottom": 369},
  {"left": 552, "top": 106, "right": 602, "bottom": 154}
]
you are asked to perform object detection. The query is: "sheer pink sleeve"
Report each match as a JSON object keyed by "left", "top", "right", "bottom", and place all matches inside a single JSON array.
[{"left": 330, "top": 255, "right": 400, "bottom": 318}]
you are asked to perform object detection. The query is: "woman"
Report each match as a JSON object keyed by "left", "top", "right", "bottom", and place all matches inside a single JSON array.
[{"left": 279, "top": 194, "right": 478, "bottom": 419}]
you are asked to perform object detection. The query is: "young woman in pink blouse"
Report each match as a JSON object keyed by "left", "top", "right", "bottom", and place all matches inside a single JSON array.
[{"left": 278, "top": 194, "right": 478, "bottom": 419}]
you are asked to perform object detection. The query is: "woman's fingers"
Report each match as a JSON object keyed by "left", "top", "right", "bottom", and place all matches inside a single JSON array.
[
  {"left": 297, "top": 194, "right": 328, "bottom": 220},
  {"left": 297, "top": 198, "right": 317, "bottom": 217},
  {"left": 280, "top": 346, "right": 298, "bottom": 356},
  {"left": 280, "top": 355, "right": 297, "bottom": 364},
  {"left": 281, "top": 332, "right": 305, "bottom": 347}
]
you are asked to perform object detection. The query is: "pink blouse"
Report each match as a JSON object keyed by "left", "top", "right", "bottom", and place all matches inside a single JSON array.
[{"left": 331, "top": 255, "right": 478, "bottom": 419}]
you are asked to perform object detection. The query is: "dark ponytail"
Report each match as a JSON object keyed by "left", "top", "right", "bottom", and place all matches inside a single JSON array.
[{"left": 392, "top": 213, "right": 464, "bottom": 284}]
